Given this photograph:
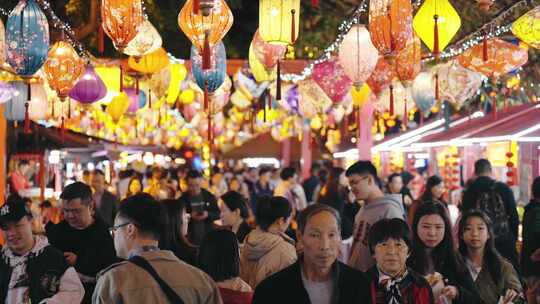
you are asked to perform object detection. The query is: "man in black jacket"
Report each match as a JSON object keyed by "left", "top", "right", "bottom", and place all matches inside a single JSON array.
[
  {"left": 461, "top": 159, "right": 519, "bottom": 266},
  {"left": 253, "top": 204, "right": 371, "bottom": 304},
  {"left": 179, "top": 169, "right": 220, "bottom": 245},
  {"left": 46, "top": 182, "right": 117, "bottom": 304}
]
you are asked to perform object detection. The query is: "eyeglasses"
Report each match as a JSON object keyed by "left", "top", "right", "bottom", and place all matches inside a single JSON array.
[
  {"left": 348, "top": 175, "right": 370, "bottom": 187},
  {"left": 108, "top": 222, "right": 131, "bottom": 235}
]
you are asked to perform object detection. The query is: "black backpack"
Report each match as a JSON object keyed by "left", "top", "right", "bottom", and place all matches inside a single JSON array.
[{"left": 473, "top": 183, "right": 510, "bottom": 239}]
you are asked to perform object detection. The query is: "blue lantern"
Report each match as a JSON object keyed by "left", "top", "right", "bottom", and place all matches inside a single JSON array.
[
  {"left": 6, "top": 0, "right": 50, "bottom": 77},
  {"left": 191, "top": 42, "right": 227, "bottom": 95},
  {"left": 412, "top": 71, "right": 436, "bottom": 116}
]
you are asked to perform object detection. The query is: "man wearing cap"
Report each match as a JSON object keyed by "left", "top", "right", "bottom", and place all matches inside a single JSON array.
[
  {"left": 45, "top": 182, "right": 117, "bottom": 304},
  {"left": 0, "top": 195, "right": 85, "bottom": 304}
]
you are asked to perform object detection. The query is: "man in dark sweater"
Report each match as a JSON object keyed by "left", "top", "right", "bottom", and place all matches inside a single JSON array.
[
  {"left": 46, "top": 182, "right": 117, "bottom": 304},
  {"left": 179, "top": 169, "right": 220, "bottom": 246}
]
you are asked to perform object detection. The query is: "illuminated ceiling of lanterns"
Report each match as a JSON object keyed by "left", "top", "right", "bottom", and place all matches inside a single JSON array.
[{"left": 0, "top": 0, "right": 539, "bottom": 156}]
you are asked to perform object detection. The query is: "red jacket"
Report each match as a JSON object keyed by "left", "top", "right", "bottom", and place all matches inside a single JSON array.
[{"left": 219, "top": 287, "right": 253, "bottom": 304}]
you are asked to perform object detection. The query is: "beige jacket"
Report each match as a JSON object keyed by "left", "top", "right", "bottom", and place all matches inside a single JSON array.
[
  {"left": 240, "top": 228, "right": 297, "bottom": 288},
  {"left": 92, "top": 250, "right": 222, "bottom": 304}
]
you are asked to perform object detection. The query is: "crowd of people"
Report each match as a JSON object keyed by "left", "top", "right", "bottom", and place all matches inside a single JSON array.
[{"left": 0, "top": 157, "right": 538, "bottom": 303}]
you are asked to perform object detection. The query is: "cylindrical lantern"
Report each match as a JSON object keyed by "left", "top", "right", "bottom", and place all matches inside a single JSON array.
[
  {"left": 6, "top": 0, "right": 50, "bottom": 77},
  {"left": 123, "top": 20, "right": 163, "bottom": 59},
  {"left": 43, "top": 41, "right": 86, "bottom": 100},
  {"left": 259, "top": 0, "right": 301, "bottom": 45},
  {"left": 368, "top": 0, "right": 413, "bottom": 58},
  {"left": 69, "top": 65, "right": 107, "bottom": 104},
  {"left": 338, "top": 25, "right": 379, "bottom": 88},
  {"left": 101, "top": 0, "right": 144, "bottom": 52}
]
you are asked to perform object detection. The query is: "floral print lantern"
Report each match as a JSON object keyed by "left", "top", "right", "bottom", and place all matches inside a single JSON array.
[
  {"left": 312, "top": 57, "right": 352, "bottom": 104},
  {"left": 435, "top": 61, "right": 484, "bottom": 109},
  {"left": 366, "top": 57, "right": 396, "bottom": 95},
  {"left": 252, "top": 29, "right": 287, "bottom": 70},
  {"left": 512, "top": 6, "right": 540, "bottom": 49},
  {"left": 411, "top": 71, "right": 436, "bottom": 116},
  {"left": 101, "top": 0, "right": 144, "bottom": 52},
  {"left": 44, "top": 41, "right": 85, "bottom": 101},
  {"left": 338, "top": 25, "right": 379, "bottom": 88},
  {"left": 369, "top": 0, "right": 413, "bottom": 58},
  {"left": 123, "top": 20, "right": 163, "bottom": 59},
  {"left": 69, "top": 65, "right": 107, "bottom": 104}
]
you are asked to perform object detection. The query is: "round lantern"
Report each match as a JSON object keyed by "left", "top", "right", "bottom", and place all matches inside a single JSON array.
[
  {"left": 123, "top": 20, "right": 162, "bottom": 59},
  {"left": 191, "top": 42, "right": 227, "bottom": 94},
  {"left": 368, "top": 0, "right": 413, "bottom": 58},
  {"left": 435, "top": 61, "right": 484, "bottom": 109},
  {"left": 128, "top": 47, "right": 169, "bottom": 75},
  {"left": 252, "top": 29, "right": 287, "bottom": 69},
  {"left": 6, "top": 0, "right": 49, "bottom": 77},
  {"left": 101, "top": 0, "right": 144, "bottom": 51},
  {"left": 0, "top": 82, "right": 16, "bottom": 104},
  {"left": 69, "top": 65, "right": 107, "bottom": 104},
  {"left": 43, "top": 41, "right": 86, "bottom": 100},
  {"left": 0, "top": 19, "right": 5, "bottom": 65},
  {"left": 107, "top": 92, "right": 130, "bottom": 122},
  {"left": 178, "top": 0, "right": 233, "bottom": 69},
  {"left": 411, "top": 71, "right": 436, "bottom": 116},
  {"left": 312, "top": 57, "right": 352, "bottom": 104},
  {"left": 5, "top": 81, "right": 47, "bottom": 121},
  {"left": 512, "top": 6, "right": 540, "bottom": 49},
  {"left": 249, "top": 45, "right": 276, "bottom": 83},
  {"left": 259, "top": 0, "right": 300, "bottom": 45},
  {"left": 338, "top": 25, "right": 379, "bottom": 88}
]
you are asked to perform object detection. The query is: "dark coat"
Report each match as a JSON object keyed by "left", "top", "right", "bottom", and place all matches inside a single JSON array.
[
  {"left": 252, "top": 259, "right": 371, "bottom": 304},
  {"left": 366, "top": 266, "right": 434, "bottom": 304},
  {"left": 179, "top": 188, "right": 220, "bottom": 245},
  {"left": 95, "top": 190, "right": 119, "bottom": 227},
  {"left": 522, "top": 199, "right": 540, "bottom": 277}
]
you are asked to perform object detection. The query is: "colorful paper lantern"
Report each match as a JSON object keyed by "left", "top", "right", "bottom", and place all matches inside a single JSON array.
[
  {"left": 435, "top": 61, "right": 484, "bottom": 108},
  {"left": 252, "top": 29, "right": 287, "bottom": 69},
  {"left": 351, "top": 84, "right": 371, "bottom": 108},
  {"left": 413, "top": 0, "right": 461, "bottom": 59},
  {"left": 411, "top": 71, "right": 436, "bottom": 115},
  {"left": 191, "top": 42, "right": 227, "bottom": 94},
  {"left": 457, "top": 38, "right": 528, "bottom": 78},
  {"left": 259, "top": 0, "right": 300, "bottom": 45},
  {"left": 179, "top": 89, "right": 196, "bottom": 105},
  {"left": 5, "top": 81, "right": 46, "bottom": 121},
  {"left": 148, "top": 65, "right": 171, "bottom": 100},
  {"left": 368, "top": 0, "right": 413, "bottom": 57},
  {"left": 107, "top": 92, "right": 130, "bottom": 122},
  {"left": 69, "top": 65, "right": 107, "bottom": 104},
  {"left": 43, "top": 41, "right": 85, "bottom": 100},
  {"left": 512, "top": 7, "right": 540, "bottom": 49},
  {"left": 123, "top": 20, "right": 163, "bottom": 58},
  {"left": 0, "top": 19, "right": 5, "bottom": 65},
  {"left": 297, "top": 79, "right": 332, "bottom": 119},
  {"left": 166, "top": 63, "right": 188, "bottom": 105},
  {"left": 101, "top": 0, "right": 144, "bottom": 51},
  {"left": 312, "top": 57, "right": 352, "bottom": 104},
  {"left": 395, "top": 34, "right": 422, "bottom": 84},
  {"left": 249, "top": 45, "right": 276, "bottom": 83},
  {"left": 128, "top": 47, "right": 169, "bottom": 74},
  {"left": 366, "top": 57, "right": 396, "bottom": 94},
  {"left": 6, "top": 0, "right": 49, "bottom": 77},
  {"left": 178, "top": 0, "right": 233, "bottom": 69},
  {"left": 338, "top": 25, "right": 379, "bottom": 88},
  {"left": 124, "top": 88, "right": 147, "bottom": 113}
]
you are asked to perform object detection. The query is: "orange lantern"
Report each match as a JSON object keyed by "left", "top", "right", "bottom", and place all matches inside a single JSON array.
[
  {"left": 395, "top": 34, "right": 422, "bottom": 85},
  {"left": 368, "top": 0, "right": 413, "bottom": 58},
  {"left": 101, "top": 0, "right": 145, "bottom": 52},
  {"left": 366, "top": 57, "right": 396, "bottom": 95},
  {"left": 178, "top": 0, "right": 233, "bottom": 70},
  {"left": 43, "top": 41, "right": 85, "bottom": 101}
]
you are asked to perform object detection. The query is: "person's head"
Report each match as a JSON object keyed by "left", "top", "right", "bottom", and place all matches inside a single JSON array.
[
  {"left": 159, "top": 198, "right": 190, "bottom": 250},
  {"left": 310, "top": 163, "right": 321, "bottom": 176},
  {"left": 532, "top": 176, "right": 540, "bottom": 201},
  {"left": 421, "top": 175, "right": 444, "bottom": 202},
  {"left": 82, "top": 170, "right": 91, "bottom": 184},
  {"left": 229, "top": 176, "right": 242, "bottom": 192},
  {"left": 259, "top": 167, "right": 271, "bottom": 183},
  {"left": 369, "top": 218, "right": 411, "bottom": 277},
  {"left": 246, "top": 167, "right": 258, "bottom": 181},
  {"left": 186, "top": 169, "right": 203, "bottom": 196},
  {"left": 151, "top": 166, "right": 162, "bottom": 180},
  {"left": 280, "top": 167, "right": 297, "bottom": 184},
  {"left": 220, "top": 191, "right": 249, "bottom": 227},
  {"left": 387, "top": 173, "right": 403, "bottom": 194},
  {"left": 17, "top": 160, "right": 30, "bottom": 175},
  {"left": 0, "top": 195, "right": 34, "bottom": 255},
  {"left": 327, "top": 167, "right": 345, "bottom": 186},
  {"left": 113, "top": 193, "right": 162, "bottom": 258},
  {"left": 199, "top": 229, "right": 241, "bottom": 282},
  {"left": 345, "top": 160, "right": 381, "bottom": 200},
  {"left": 474, "top": 159, "right": 492, "bottom": 177},
  {"left": 256, "top": 196, "right": 292, "bottom": 232},
  {"left": 91, "top": 169, "right": 106, "bottom": 193},
  {"left": 297, "top": 204, "right": 341, "bottom": 272},
  {"left": 60, "top": 182, "right": 95, "bottom": 230},
  {"left": 127, "top": 176, "right": 143, "bottom": 196}
]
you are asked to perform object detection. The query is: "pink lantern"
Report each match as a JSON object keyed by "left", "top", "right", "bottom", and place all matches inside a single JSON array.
[
  {"left": 312, "top": 57, "right": 352, "bottom": 104},
  {"left": 252, "top": 29, "right": 287, "bottom": 69},
  {"left": 297, "top": 79, "right": 332, "bottom": 119},
  {"left": 338, "top": 25, "right": 379, "bottom": 88}
]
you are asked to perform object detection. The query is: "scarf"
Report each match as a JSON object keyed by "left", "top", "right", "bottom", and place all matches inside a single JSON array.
[{"left": 378, "top": 268, "right": 408, "bottom": 304}]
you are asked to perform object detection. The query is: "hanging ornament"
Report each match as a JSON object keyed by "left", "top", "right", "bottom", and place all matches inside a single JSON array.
[
  {"left": 338, "top": 24, "right": 379, "bottom": 88},
  {"left": 101, "top": 0, "right": 144, "bottom": 52},
  {"left": 395, "top": 33, "right": 422, "bottom": 85},
  {"left": 378, "top": 81, "right": 414, "bottom": 117},
  {"left": 191, "top": 42, "right": 227, "bottom": 113},
  {"left": 249, "top": 41, "right": 277, "bottom": 82},
  {"left": 5, "top": 81, "right": 47, "bottom": 122},
  {"left": 259, "top": 0, "right": 301, "bottom": 45},
  {"left": 251, "top": 29, "right": 287, "bottom": 70},
  {"left": 107, "top": 92, "right": 130, "bottom": 122},
  {"left": 368, "top": 0, "right": 413, "bottom": 58},
  {"left": 434, "top": 61, "right": 483, "bottom": 109},
  {"left": 128, "top": 47, "right": 169, "bottom": 75},
  {"left": 366, "top": 57, "right": 396, "bottom": 94},
  {"left": 413, "top": 0, "right": 461, "bottom": 60},
  {"left": 44, "top": 41, "right": 86, "bottom": 100},
  {"left": 124, "top": 88, "right": 147, "bottom": 113},
  {"left": 411, "top": 71, "right": 436, "bottom": 116},
  {"left": 123, "top": 20, "right": 163, "bottom": 59},
  {"left": 512, "top": 6, "right": 540, "bottom": 49},
  {"left": 312, "top": 56, "right": 352, "bottom": 104},
  {"left": 351, "top": 84, "right": 371, "bottom": 108},
  {"left": 297, "top": 79, "right": 332, "bottom": 119},
  {"left": 69, "top": 65, "right": 107, "bottom": 104}
]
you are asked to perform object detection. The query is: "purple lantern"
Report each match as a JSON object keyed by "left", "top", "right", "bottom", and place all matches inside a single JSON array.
[
  {"left": 124, "top": 88, "right": 147, "bottom": 113},
  {"left": 69, "top": 65, "right": 107, "bottom": 104}
]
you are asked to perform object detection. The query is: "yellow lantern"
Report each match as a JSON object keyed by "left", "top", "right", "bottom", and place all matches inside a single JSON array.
[
  {"left": 128, "top": 48, "right": 169, "bottom": 74},
  {"left": 166, "top": 63, "right": 188, "bottom": 105},
  {"left": 107, "top": 92, "right": 130, "bottom": 122},
  {"left": 413, "top": 0, "right": 461, "bottom": 58},
  {"left": 94, "top": 66, "right": 120, "bottom": 93},
  {"left": 512, "top": 7, "right": 540, "bottom": 49},
  {"left": 179, "top": 89, "right": 196, "bottom": 105},
  {"left": 259, "top": 0, "right": 300, "bottom": 45},
  {"left": 351, "top": 84, "right": 371, "bottom": 107},
  {"left": 310, "top": 116, "right": 322, "bottom": 130},
  {"left": 249, "top": 46, "right": 276, "bottom": 82}
]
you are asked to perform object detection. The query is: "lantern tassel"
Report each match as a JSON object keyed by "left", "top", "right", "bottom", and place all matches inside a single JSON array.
[
  {"left": 435, "top": 73, "right": 439, "bottom": 101},
  {"left": 202, "top": 32, "right": 211, "bottom": 70},
  {"left": 208, "top": 115, "right": 212, "bottom": 142},
  {"left": 136, "top": 78, "right": 139, "bottom": 95},
  {"left": 204, "top": 81, "right": 209, "bottom": 111},
  {"left": 24, "top": 102, "right": 30, "bottom": 134},
  {"left": 276, "top": 60, "right": 282, "bottom": 101},
  {"left": 67, "top": 99, "right": 71, "bottom": 119},
  {"left": 291, "top": 10, "right": 296, "bottom": 43},
  {"left": 433, "top": 14, "right": 440, "bottom": 60},
  {"left": 311, "top": 0, "right": 318, "bottom": 8},
  {"left": 492, "top": 94, "right": 497, "bottom": 119},
  {"left": 193, "top": 0, "right": 200, "bottom": 15},
  {"left": 98, "top": 20, "right": 104, "bottom": 54},
  {"left": 61, "top": 116, "right": 66, "bottom": 143},
  {"left": 268, "top": 89, "right": 272, "bottom": 110},
  {"left": 250, "top": 109, "right": 255, "bottom": 133},
  {"left": 149, "top": 89, "right": 152, "bottom": 109},
  {"left": 356, "top": 106, "right": 361, "bottom": 139},
  {"left": 389, "top": 84, "right": 395, "bottom": 116},
  {"left": 403, "top": 100, "right": 408, "bottom": 128},
  {"left": 120, "top": 66, "right": 124, "bottom": 92},
  {"left": 483, "top": 33, "right": 488, "bottom": 62},
  {"left": 51, "top": 99, "right": 55, "bottom": 117},
  {"left": 263, "top": 94, "right": 267, "bottom": 123}
]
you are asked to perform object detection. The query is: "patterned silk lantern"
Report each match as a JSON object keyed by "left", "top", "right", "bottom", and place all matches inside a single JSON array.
[
  {"left": 378, "top": 81, "right": 414, "bottom": 117},
  {"left": 435, "top": 61, "right": 483, "bottom": 109},
  {"left": 512, "top": 7, "right": 540, "bottom": 49},
  {"left": 44, "top": 41, "right": 85, "bottom": 100},
  {"left": 413, "top": 0, "right": 461, "bottom": 59},
  {"left": 457, "top": 38, "right": 528, "bottom": 79},
  {"left": 101, "top": 0, "right": 144, "bottom": 52},
  {"left": 0, "top": 19, "right": 5, "bottom": 65},
  {"left": 411, "top": 71, "right": 436, "bottom": 115},
  {"left": 6, "top": 0, "right": 49, "bottom": 77},
  {"left": 312, "top": 57, "right": 352, "bottom": 104},
  {"left": 249, "top": 45, "right": 276, "bottom": 83},
  {"left": 297, "top": 79, "right": 332, "bottom": 119},
  {"left": 123, "top": 20, "right": 163, "bottom": 59},
  {"left": 338, "top": 25, "right": 379, "bottom": 88},
  {"left": 69, "top": 65, "right": 107, "bottom": 104},
  {"left": 179, "top": 0, "right": 233, "bottom": 69},
  {"left": 395, "top": 34, "right": 422, "bottom": 85},
  {"left": 259, "top": 0, "right": 301, "bottom": 45},
  {"left": 191, "top": 42, "right": 227, "bottom": 110},
  {"left": 128, "top": 47, "right": 169, "bottom": 74},
  {"left": 366, "top": 57, "right": 396, "bottom": 94},
  {"left": 368, "top": 0, "right": 413, "bottom": 58},
  {"left": 252, "top": 29, "right": 287, "bottom": 69}
]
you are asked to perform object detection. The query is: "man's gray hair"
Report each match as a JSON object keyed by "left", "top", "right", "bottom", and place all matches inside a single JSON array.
[{"left": 297, "top": 203, "right": 341, "bottom": 234}]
